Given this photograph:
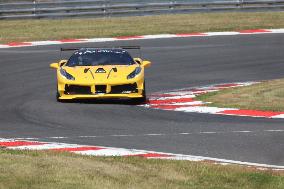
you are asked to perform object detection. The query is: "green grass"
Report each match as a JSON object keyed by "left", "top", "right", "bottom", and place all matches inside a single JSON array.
[
  {"left": 196, "top": 79, "right": 284, "bottom": 112},
  {"left": 1, "top": 11, "right": 284, "bottom": 43},
  {"left": 0, "top": 149, "right": 283, "bottom": 189}
]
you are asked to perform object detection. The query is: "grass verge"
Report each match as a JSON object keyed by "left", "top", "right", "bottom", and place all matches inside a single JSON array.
[
  {"left": 0, "top": 149, "right": 283, "bottom": 189},
  {"left": 196, "top": 79, "right": 284, "bottom": 112},
  {"left": 1, "top": 12, "right": 284, "bottom": 43}
]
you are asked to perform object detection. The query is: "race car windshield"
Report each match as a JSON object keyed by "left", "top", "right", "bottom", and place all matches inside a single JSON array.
[{"left": 66, "top": 49, "right": 135, "bottom": 67}]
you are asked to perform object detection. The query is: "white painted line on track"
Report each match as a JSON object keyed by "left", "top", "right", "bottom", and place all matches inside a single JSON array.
[
  {"left": 232, "top": 130, "right": 253, "bottom": 133},
  {"left": 12, "top": 129, "right": 284, "bottom": 141}
]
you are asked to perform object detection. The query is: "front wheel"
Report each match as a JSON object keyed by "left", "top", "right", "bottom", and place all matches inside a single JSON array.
[
  {"left": 56, "top": 88, "right": 66, "bottom": 103},
  {"left": 56, "top": 91, "right": 62, "bottom": 102},
  {"left": 132, "top": 82, "right": 146, "bottom": 104}
]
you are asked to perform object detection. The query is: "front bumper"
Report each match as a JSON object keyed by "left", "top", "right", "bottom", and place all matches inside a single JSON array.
[
  {"left": 57, "top": 78, "right": 144, "bottom": 100},
  {"left": 59, "top": 93, "right": 144, "bottom": 100}
]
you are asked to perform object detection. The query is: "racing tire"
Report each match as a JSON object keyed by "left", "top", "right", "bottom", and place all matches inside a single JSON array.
[
  {"left": 132, "top": 82, "right": 147, "bottom": 104},
  {"left": 56, "top": 89, "right": 66, "bottom": 103},
  {"left": 56, "top": 91, "right": 62, "bottom": 102}
]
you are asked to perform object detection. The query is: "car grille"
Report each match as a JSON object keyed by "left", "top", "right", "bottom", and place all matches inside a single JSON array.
[
  {"left": 64, "top": 85, "right": 92, "bottom": 95},
  {"left": 110, "top": 83, "right": 138, "bottom": 94}
]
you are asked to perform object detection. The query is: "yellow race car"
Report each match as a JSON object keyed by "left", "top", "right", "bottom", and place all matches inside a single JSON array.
[{"left": 50, "top": 46, "right": 151, "bottom": 102}]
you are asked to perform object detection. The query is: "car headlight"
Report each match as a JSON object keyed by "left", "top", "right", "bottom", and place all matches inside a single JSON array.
[
  {"left": 127, "top": 67, "right": 142, "bottom": 79},
  {"left": 60, "top": 68, "right": 75, "bottom": 80}
]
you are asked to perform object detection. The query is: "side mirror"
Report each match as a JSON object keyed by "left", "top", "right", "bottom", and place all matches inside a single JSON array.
[
  {"left": 142, "top": 60, "right": 151, "bottom": 68},
  {"left": 50, "top": 63, "right": 59, "bottom": 69},
  {"left": 134, "top": 58, "right": 142, "bottom": 64},
  {"left": 59, "top": 60, "right": 67, "bottom": 67}
]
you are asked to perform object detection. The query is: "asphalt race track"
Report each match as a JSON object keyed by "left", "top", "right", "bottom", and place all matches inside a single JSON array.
[{"left": 0, "top": 34, "right": 284, "bottom": 166}]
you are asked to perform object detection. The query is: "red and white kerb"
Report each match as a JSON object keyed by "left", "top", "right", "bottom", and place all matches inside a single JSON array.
[{"left": 143, "top": 82, "right": 284, "bottom": 119}]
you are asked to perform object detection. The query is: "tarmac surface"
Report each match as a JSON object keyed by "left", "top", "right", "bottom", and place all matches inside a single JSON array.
[{"left": 0, "top": 33, "right": 283, "bottom": 165}]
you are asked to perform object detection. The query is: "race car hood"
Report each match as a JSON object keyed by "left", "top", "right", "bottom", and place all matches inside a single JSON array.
[{"left": 62, "top": 65, "right": 139, "bottom": 82}]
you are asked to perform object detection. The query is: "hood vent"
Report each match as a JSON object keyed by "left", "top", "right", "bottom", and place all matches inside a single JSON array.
[{"left": 96, "top": 68, "right": 106, "bottom": 73}]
